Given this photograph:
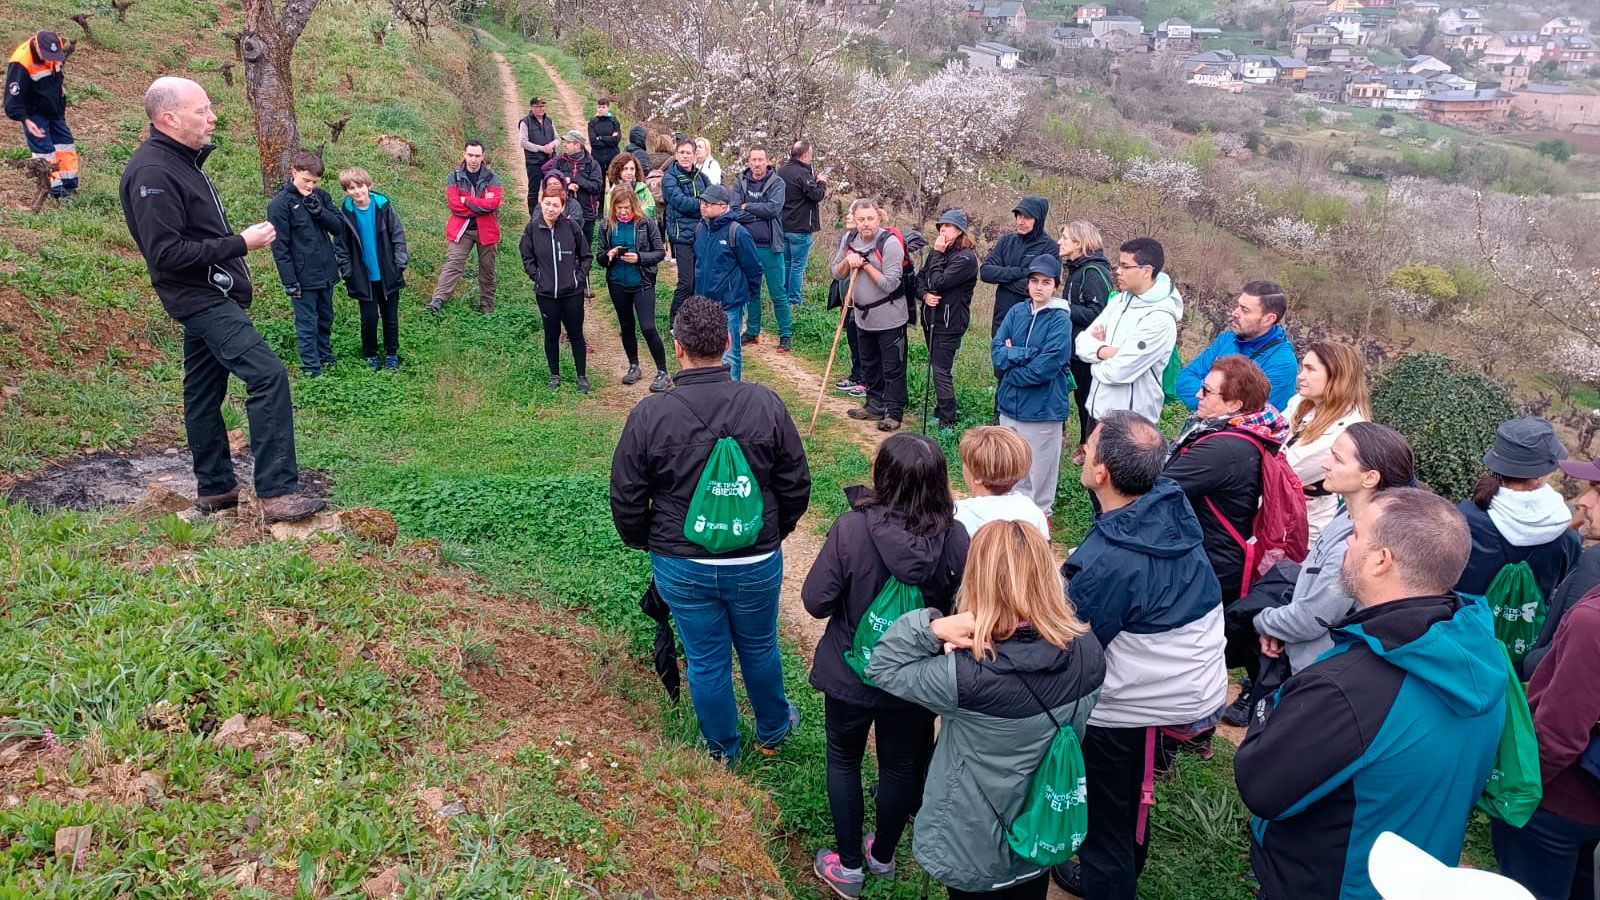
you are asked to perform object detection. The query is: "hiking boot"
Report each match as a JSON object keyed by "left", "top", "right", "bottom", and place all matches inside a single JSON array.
[
  {"left": 260, "top": 494, "right": 326, "bottom": 524},
  {"left": 742, "top": 333, "right": 760, "bottom": 346},
  {"left": 384, "top": 354, "right": 400, "bottom": 370},
  {"left": 622, "top": 364, "right": 642, "bottom": 385},
  {"left": 756, "top": 704, "right": 801, "bottom": 757},
  {"left": 813, "top": 849, "right": 865, "bottom": 899},
  {"left": 1050, "top": 860, "right": 1084, "bottom": 896},
  {"left": 479, "top": 299, "right": 495, "bottom": 314},
  {"left": 863, "top": 834, "right": 896, "bottom": 879},
  {"left": 649, "top": 371, "right": 671, "bottom": 393},
  {"left": 547, "top": 376, "right": 561, "bottom": 390},
  {"left": 835, "top": 377, "right": 858, "bottom": 393},
  {"left": 1221, "top": 678, "right": 1252, "bottom": 727},
  {"left": 426, "top": 297, "right": 444, "bottom": 312},
  {"left": 777, "top": 336, "right": 792, "bottom": 353},
  {"left": 847, "top": 405, "right": 885, "bottom": 421},
  {"left": 366, "top": 356, "right": 381, "bottom": 370},
  {"left": 877, "top": 417, "right": 901, "bottom": 432},
  {"left": 194, "top": 488, "right": 240, "bottom": 514},
  {"left": 576, "top": 376, "right": 591, "bottom": 394}
]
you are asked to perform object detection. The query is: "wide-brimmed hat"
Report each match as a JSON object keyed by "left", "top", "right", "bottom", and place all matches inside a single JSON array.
[
  {"left": 1368, "top": 831, "right": 1532, "bottom": 900},
  {"left": 1483, "top": 416, "right": 1568, "bottom": 479},
  {"left": 1559, "top": 456, "right": 1600, "bottom": 483},
  {"left": 936, "top": 209, "right": 969, "bottom": 233}
]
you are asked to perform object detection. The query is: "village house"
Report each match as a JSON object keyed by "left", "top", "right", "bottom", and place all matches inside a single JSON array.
[
  {"left": 1293, "top": 23, "right": 1342, "bottom": 59},
  {"left": 1347, "top": 74, "right": 1387, "bottom": 105},
  {"left": 1048, "top": 25, "right": 1093, "bottom": 48},
  {"left": 1075, "top": 3, "right": 1108, "bottom": 26},
  {"left": 1540, "top": 16, "right": 1590, "bottom": 38},
  {"left": 1091, "top": 14, "right": 1143, "bottom": 41},
  {"left": 1326, "top": 11, "right": 1366, "bottom": 45},
  {"left": 1482, "top": 32, "right": 1545, "bottom": 72},
  {"left": 1304, "top": 69, "right": 1349, "bottom": 101},
  {"left": 1241, "top": 55, "right": 1281, "bottom": 84},
  {"left": 1422, "top": 89, "right": 1511, "bottom": 125},
  {"left": 1379, "top": 73, "right": 1428, "bottom": 109},
  {"left": 1542, "top": 34, "right": 1597, "bottom": 75},
  {"left": 1404, "top": 0, "right": 1440, "bottom": 16},
  {"left": 969, "top": 1, "right": 1027, "bottom": 32},
  {"left": 1425, "top": 71, "right": 1477, "bottom": 92},
  {"left": 1512, "top": 82, "right": 1600, "bottom": 133},
  {"left": 1399, "top": 54, "right": 1451, "bottom": 75},
  {"left": 1154, "top": 18, "right": 1199, "bottom": 51},
  {"left": 959, "top": 40, "right": 1023, "bottom": 69},
  {"left": 1437, "top": 7, "right": 1488, "bottom": 52},
  {"left": 1097, "top": 29, "right": 1146, "bottom": 52},
  {"left": 1275, "top": 55, "right": 1309, "bottom": 85},
  {"left": 1188, "top": 63, "right": 1245, "bottom": 92}
]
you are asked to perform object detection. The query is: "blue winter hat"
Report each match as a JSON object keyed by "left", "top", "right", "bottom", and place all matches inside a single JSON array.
[
  {"left": 936, "top": 209, "right": 969, "bottom": 233},
  {"left": 1027, "top": 255, "right": 1062, "bottom": 282}
]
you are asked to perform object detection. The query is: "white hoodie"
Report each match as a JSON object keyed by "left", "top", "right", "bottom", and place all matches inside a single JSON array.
[
  {"left": 1488, "top": 485, "right": 1575, "bottom": 547},
  {"left": 954, "top": 492, "right": 1050, "bottom": 540},
  {"left": 1075, "top": 272, "right": 1183, "bottom": 423}
]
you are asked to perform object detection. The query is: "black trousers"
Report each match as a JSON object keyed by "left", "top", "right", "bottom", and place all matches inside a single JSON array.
[
  {"left": 1079, "top": 724, "right": 1153, "bottom": 900},
  {"left": 536, "top": 292, "right": 586, "bottom": 377},
  {"left": 179, "top": 302, "right": 299, "bottom": 499},
  {"left": 924, "top": 323, "right": 964, "bottom": 424},
  {"left": 857, "top": 324, "right": 908, "bottom": 419},
  {"left": 824, "top": 696, "right": 934, "bottom": 871},
  {"left": 845, "top": 315, "right": 864, "bottom": 383},
  {"left": 946, "top": 875, "right": 1049, "bottom": 899},
  {"left": 358, "top": 285, "right": 401, "bottom": 358},
  {"left": 669, "top": 240, "right": 696, "bottom": 322},
  {"left": 609, "top": 281, "right": 667, "bottom": 371},
  {"left": 1070, "top": 356, "right": 1096, "bottom": 445}
]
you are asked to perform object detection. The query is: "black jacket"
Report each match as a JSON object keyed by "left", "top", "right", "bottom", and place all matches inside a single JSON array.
[
  {"left": 266, "top": 180, "right": 344, "bottom": 294},
  {"left": 1164, "top": 423, "right": 1271, "bottom": 604},
  {"left": 598, "top": 215, "right": 666, "bottom": 282},
  {"left": 334, "top": 193, "right": 409, "bottom": 302},
  {"left": 802, "top": 486, "right": 971, "bottom": 708},
  {"left": 520, "top": 113, "right": 556, "bottom": 169},
  {"left": 1523, "top": 545, "right": 1600, "bottom": 678},
  {"left": 519, "top": 213, "right": 592, "bottom": 298},
  {"left": 1066, "top": 250, "right": 1112, "bottom": 332},
  {"left": 588, "top": 114, "right": 622, "bottom": 169},
  {"left": 1454, "top": 499, "right": 1582, "bottom": 602},
  {"left": 4, "top": 43, "right": 65, "bottom": 121},
  {"left": 120, "top": 128, "right": 253, "bottom": 320},
  {"left": 541, "top": 151, "right": 605, "bottom": 221},
  {"left": 610, "top": 366, "right": 811, "bottom": 559},
  {"left": 919, "top": 245, "right": 979, "bottom": 335},
  {"left": 625, "top": 125, "right": 651, "bottom": 174},
  {"left": 979, "top": 195, "right": 1059, "bottom": 332},
  {"left": 776, "top": 157, "right": 826, "bottom": 233}
]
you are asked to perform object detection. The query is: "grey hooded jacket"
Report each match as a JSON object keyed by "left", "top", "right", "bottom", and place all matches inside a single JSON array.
[
  {"left": 1253, "top": 508, "right": 1356, "bottom": 672},
  {"left": 867, "top": 607, "right": 1104, "bottom": 894}
]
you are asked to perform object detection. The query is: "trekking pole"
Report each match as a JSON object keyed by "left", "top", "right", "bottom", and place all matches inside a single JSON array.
[
  {"left": 920, "top": 311, "right": 934, "bottom": 434},
  {"left": 809, "top": 272, "right": 858, "bottom": 435}
]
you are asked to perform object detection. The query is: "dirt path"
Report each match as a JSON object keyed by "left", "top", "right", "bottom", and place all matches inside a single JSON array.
[
  {"left": 529, "top": 54, "right": 588, "bottom": 139},
  {"left": 491, "top": 52, "right": 530, "bottom": 203}
]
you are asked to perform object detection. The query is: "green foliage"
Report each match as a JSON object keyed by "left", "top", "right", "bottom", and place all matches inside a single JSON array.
[
  {"left": 1535, "top": 139, "right": 1575, "bottom": 163},
  {"left": 1375, "top": 112, "right": 1396, "bottom": 129},
  {"left": 1372, "top": 353, "right": 1517, "bottom": 501},
  {"left": 569, "top": 29, "right": 633, "bottom": 100},
  {"left": 1387, "top": 264, "right": 1459, "bottom": 300},
  {"left": 1097, "top": 129, "right": 1154, "bottom": 165},
  {"left": 1448, "top": 264, "right": 1496, "bottom": 307},
  {"left": 1254, "top": 183, "right": 1349, "bottom": 229}
]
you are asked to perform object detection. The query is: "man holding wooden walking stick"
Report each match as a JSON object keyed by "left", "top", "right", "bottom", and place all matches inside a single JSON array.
[{"left": 830, "top": 198, "right": 907, "bottom": 432}]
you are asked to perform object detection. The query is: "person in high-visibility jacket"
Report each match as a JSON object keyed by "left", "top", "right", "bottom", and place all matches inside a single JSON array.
[{"left": 4, "top": 30, "right": 77, "bottom": 198}]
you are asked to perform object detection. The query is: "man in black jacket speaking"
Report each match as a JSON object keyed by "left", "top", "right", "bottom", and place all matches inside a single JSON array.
[
  {"left": 610, "top": 297, "right": 811, "bottom": 763},
  {"left": 120, "top": 76, "right": 323, "bottom": 524}
]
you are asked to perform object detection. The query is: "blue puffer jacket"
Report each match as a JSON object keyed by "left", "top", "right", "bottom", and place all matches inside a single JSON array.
[
  {"left": 1177, "top": 324, "right": 1299, "bottom": 412},
  {"left": 1235, "top": 593, "right": 1505, "bottom": 900},
  {"left": 692, "top": 211, "right": 763, "bottom": 309},
  {"left": 662, "top": 162, "right": 710, "bottom": 244},
  {"left": 992, "top": 296, "right": 1075, "bottom": 422}
]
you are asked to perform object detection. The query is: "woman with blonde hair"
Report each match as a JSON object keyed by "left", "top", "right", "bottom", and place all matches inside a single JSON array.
[
  {"left": 868, "top": 521, "right": 1105, "bottom": 899},
  {"left": 1280, "top": 341, "right": 1370, "bottom": 542},
  {"left": 693, "top": 136, "right": 723, "bottom": 186},
  {"left": 1059, "top": 220, "right": 1112, "bottom": 462}
]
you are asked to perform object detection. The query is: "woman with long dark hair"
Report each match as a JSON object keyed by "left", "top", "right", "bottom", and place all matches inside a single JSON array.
[
  {"left": 804, "top": 432, "right": 971, "bottom": 897},
  {"left": 599, "top": 186, "right": 669, "bottom": 391},
  {"left": 1255, "top": 422, "right": 1414, "bottom": 672}
]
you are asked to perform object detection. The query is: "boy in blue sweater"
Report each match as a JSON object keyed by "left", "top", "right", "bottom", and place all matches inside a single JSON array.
[
  {"left": 1177, "top": 280, "right": 1298, "bottom": 412},
  {"left": 992, "top": 255, "right": 1075, "bottom": 518}
]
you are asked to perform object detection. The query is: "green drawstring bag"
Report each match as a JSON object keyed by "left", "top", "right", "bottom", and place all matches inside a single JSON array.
[
  {"left": 671, "top": 394, "right": 764, "bottom": 554},
  {"left": 1161, "top": 346, "right": 1182, "bottom": 403},
  {"left": 977, "top": 678, "right": 1090, "bottom": 866},
  {"left": 844, "top": 577, "right": 923, "bottom": 687},
  {"left": 1475, "top": 643, "right": 1543, "bottom": 827},
  {"left": 1485, "top": 561, "right": 1544, "bottom": 668}
]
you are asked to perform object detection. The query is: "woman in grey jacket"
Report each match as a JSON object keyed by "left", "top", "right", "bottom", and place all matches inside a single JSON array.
[
  {"left": 1254, "top": 422, "right": 1416, "bottom": 672},
  {"left": 867, "top": 520, "right": 1104, "bottom": 899}
]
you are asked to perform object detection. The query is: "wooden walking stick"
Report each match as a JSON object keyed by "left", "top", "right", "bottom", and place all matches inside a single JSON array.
[{"left": 809, "top": 272, "right": 859, "bottom": 434}]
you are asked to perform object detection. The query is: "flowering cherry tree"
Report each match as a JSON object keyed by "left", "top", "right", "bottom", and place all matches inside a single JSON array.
[{"left": 817, "top": 62, "right": 1023, "bottom": 226}]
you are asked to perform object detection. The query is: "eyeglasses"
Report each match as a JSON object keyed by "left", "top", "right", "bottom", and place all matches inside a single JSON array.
[
  {"left": 1111, "top": 263, "right": 1149, "bottom": 272},
  {"left": 1199, "top": 384, "right": 1220, "bottom": 398}
]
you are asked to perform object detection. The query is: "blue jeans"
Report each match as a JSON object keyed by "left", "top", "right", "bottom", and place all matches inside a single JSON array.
[
  {"left": 651, "top": 550, "right": 792, "bottom": 761},
  {"left": 783, "top": 232, "right": 814, "bottom": 307},
  {"left": 743, "top": 247, "right": 791, "bottom": 339},
  {"left": 722, "top": 300, "right": 748, "bottom": 381},
  {"left": 1493, "top": 807, "right": 1600, "bottom": 900},
  {"left": 291, "top": 287, "right": 335, "bottom": 371}
]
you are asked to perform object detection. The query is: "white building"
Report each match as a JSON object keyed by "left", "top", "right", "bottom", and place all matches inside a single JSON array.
[{"left": 959, "top": 41, "right": 1023, "bottom": 70}]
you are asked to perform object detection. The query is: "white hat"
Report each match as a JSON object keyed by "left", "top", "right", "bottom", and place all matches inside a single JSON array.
[{"left": 1367, "top": 832, "right": 1534, "bottom": 900}]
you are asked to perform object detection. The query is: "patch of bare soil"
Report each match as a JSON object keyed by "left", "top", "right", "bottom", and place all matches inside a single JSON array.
[
  {"left": 0, "top": 284, "right": 167, "bottom": 374},
  {"left": 5, "top": 444, "right": 330, "bottom": 512},
  {"left": 746, "top": 337, "right": 889, "bottom": 456}
]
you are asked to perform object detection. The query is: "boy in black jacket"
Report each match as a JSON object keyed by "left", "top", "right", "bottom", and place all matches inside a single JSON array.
[
  {"left": 334, "top": 167, "right": 409, "bottom": 370},
  {"left": 267, "top": 151, "right": 345, "bottom": 376}
]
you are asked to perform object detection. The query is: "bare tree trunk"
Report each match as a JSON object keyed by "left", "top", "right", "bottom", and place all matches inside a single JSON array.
[{"left": 242, "top": 0, "right": 322, "bottom": 195}]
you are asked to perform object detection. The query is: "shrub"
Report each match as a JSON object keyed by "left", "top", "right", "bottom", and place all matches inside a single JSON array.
[
  {"left": 1375, "top": 113, "right": 1396, "bottom": 129},
  {"left": 1372, "top": 352, "right": 1517, "bottom": 501},
  {"left": 1534, "top": 139, "right": 1575, "bottom": 163}
]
